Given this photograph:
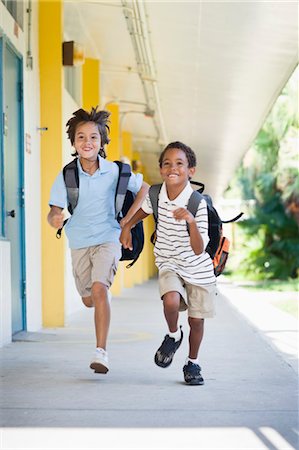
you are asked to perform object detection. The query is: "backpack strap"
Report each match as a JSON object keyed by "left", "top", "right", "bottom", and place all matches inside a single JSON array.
[
  {"left": 63, "top": 158, "right": 79, "bottom": 214},
  {"left": 187, "top": 190, "right": 203, "bottom": 217},
  {"left": 186, "top": 190, "right": 204, "bottom": 233},
  {"left": 190, "top": 180, "right": 205, "bottom": 194},
  {"left": 114, "top": 161, "right": 131, "bottom": 219},
  {"left": 56, "top": 158, "right": 79, "bottom": 239},
  {"left": 222, "top": 212, "right": 244, "bottom": 223},
  {"left": 148, "top": 184, "right": 162, "bottom": 223}
]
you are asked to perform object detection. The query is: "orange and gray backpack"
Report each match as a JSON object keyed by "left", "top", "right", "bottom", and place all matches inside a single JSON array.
[{"left": 148, "top": 181, "right": 243, "bottom": 276}]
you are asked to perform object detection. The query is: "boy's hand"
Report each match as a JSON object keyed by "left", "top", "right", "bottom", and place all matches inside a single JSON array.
[
  {"left": 173, "top": 207, "right": 195, "bottom": 224},
  {"left": 120, "top": 224, "right": 133, "bottom": 251},
  {"left": 48, "top": 207, "right": 64, "bottom": 229},
  {"left": 119, "top": 216, "right": 129, "bottom": 228}
]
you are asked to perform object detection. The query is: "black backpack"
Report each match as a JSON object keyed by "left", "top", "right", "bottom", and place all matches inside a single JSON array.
[
  {"left": 148, "top": 181, "right": 243, "bottom": 276},
  {"left": 56, "top": 158, "right": 144, "bottom": 268}
]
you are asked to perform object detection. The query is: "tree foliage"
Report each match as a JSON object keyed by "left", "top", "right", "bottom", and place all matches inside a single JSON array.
[{"left": 226, "top": 68, "right": 299, "bottom": 280}]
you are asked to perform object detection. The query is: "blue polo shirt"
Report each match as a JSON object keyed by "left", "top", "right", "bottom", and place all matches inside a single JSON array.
[{"left": 49, "top": 156, "right": 143, "bottom": 249}]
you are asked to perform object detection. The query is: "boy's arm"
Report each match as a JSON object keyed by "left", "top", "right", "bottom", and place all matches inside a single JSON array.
[
  {"left": 173, "top": 208, "right": 204, "bottom": 255},
  {"left": 120, "top": 208, "right": 149, "bottom": 251},
  {"left": 120, "top": 181, "right": 149, "bottom": 227},
  {"left": 47, "top": 205, "right": 64, "bottom": 229}
]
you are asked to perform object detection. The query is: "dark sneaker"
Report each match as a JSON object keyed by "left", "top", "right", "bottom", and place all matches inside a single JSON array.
[
  {"left": 154, "top": 326, "right": 183, "bottom": 368},
  {"left": 183, "top": 361, "right": 204, "bottom": 385}
]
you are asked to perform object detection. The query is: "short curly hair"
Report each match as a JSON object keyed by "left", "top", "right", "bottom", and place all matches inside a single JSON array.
[
  {"left": 159, "top": 141, "right": 197, "bottom": 168},
  {"left": 66, "top": 106, "right": 110, "bottom": 158}
]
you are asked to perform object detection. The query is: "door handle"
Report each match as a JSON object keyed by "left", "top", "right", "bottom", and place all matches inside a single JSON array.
[{"left": 6, "top": 209, "right": 15, "bottom": 218}]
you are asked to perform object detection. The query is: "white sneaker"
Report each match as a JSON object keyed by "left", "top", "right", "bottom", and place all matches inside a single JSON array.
[{"left": 90, "top": 348, "right": 109, "bottom": 373}]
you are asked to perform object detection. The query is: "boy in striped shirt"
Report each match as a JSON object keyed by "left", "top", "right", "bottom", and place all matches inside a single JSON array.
[{"left": 120, "top": 142, "right": 218, "bottom": 385}]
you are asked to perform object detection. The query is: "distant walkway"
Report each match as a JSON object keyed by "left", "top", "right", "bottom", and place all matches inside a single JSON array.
[
  {"left": 219, "top": 280, "right": 298, "bottom": 375},
  {"left": 0, "top": 279, "right": 298, "bottom": 450}
]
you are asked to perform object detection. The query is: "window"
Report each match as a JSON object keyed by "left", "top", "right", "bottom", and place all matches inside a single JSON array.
[
  {"left": 1, "top": 0, "right": 24, "bottom": 29},
  {"left": 64, "top": 66, "right": 82, "bottom": 105}
]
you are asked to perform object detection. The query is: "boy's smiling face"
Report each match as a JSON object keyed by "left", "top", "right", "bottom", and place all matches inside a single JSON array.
[
  {"left": 160, "top": 148, "right": 195, "bottom": 189},
  {"left": 74, "top": 122, "right": 101, "bottom": 161}
]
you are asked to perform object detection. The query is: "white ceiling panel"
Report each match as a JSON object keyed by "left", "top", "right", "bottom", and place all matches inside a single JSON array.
[{"left": 64, "top": 0, "right": 298, "bottom": 197}]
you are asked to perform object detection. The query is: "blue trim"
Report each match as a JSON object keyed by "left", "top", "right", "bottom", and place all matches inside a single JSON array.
[
  {"left": 17, "top": 49, "right": 26, "bottom": 331},
  {"left": 1, "top": 38, "right": 27, "bottom": 331}
]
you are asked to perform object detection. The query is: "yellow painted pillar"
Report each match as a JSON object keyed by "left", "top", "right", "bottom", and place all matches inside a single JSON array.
[
  {"left": 122, "top": 131, "right": 133, "bottom": 162},
  {"left": 39, "top": 0, "right": 64, "bottom": 326},
  {"left": 121, "top": 131, "right": 134, "bottom": 288},
  {"left": 105, "top": 103, "right": 122, "bottom": 295},
  {"left": 133, "top": 149, "right": 157, "bottom": 280},
  {"left": 131, "top": 150, "right": 145, "bottom": 283},
  {"left": 82, "top": 58, "right": 100, "bottom": 110},
  {"left": 106, "top": 103, "right": 120, "bottom": 161}
]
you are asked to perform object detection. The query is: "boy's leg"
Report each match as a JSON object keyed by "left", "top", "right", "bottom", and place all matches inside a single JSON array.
[
  {"left": 163, "top": 291, "right": 180, "bottom": 332},
  {"left": 82, "top": 296, "right": 93, "bottom": 307},
  {"left": 89, "top": 243, "right": 121, "bottom": 373},
  {"left": 155, "top": 271, "right": 186, "bottom": 368},
  {"left": 80, "top": 289, "right": 110, "bottom": 348},
  {"left": 188, "top": 317, "right": 204, "bottom": 359},
  {"left": 91, "top": 281, "right": 110, "bottom": 350},
  {"left": 183, "top": 314, "right": 205, "bottom": 385},
  {"left": 82, "top": 284, "right": 110, "bottom": 372},
  {"left": 71, "top": 244, "right": 121, "bottom": 373},
  {"left": 183, "top": 283, "right": 217, "bottom": 385}
]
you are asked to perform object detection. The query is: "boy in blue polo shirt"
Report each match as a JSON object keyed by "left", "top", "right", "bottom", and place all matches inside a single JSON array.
[{"left": 48, "top": 107, "right": 148, "bottom": 374}]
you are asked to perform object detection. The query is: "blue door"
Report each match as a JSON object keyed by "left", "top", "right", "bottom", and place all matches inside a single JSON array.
[{"left": 1, "top": 40, "right": 26, "bottom": 334}]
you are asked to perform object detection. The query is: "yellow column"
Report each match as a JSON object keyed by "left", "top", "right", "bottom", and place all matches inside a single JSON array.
[
  {"left": 105, "top": 103, "right": 122, "bottom": 295},
  {"left": 121, "top": 131, "right": 134, "bottom": 288},
  {"left": 39, "top": 0, "right": 64, "bottom": 326},
  {"left": 82, "top": 58, "right": 100, "bottom": 110},
  {"left": 106, "top": 103, "right": 120, "bottom": 161},
  {"left": 122, "top": 131, "right": 133, "bottom": 162}
]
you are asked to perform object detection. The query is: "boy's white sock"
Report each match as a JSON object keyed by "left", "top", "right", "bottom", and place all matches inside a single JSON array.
[
  {"left": 186, "top": 357, "right": 199, "bottom": 365},
  {"left": 96, "top": 347, "right": 107, "bottom": 356},
  {"left": 169, "top": 328, "right": 181, "bottom": 342}
]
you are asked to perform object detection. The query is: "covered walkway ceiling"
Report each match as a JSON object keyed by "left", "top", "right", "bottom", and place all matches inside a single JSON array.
[{"left": 64, "top": 0, "right": 298, "bottom": 199}]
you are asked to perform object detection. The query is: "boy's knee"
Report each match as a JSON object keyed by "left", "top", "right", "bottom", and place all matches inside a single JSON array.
[
  {"left": 163, "top": 291, "right": 180, "bottom": 311},
  {"left": 91, "top": 282, "right": 108, "bottom": 302},
  {"left": 82, "top": 296, "right": 94, "bottom": 308},
  {"left": 188, "top": 317, "right": 204, "bottom": 329}
]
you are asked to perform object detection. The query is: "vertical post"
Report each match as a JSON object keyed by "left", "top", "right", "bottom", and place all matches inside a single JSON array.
[
  {"left": 39, "top": 0, "right": 64, "bottom": 326},
  {"left": 82, "top": 58, "right": 100, "bottom": 111}
]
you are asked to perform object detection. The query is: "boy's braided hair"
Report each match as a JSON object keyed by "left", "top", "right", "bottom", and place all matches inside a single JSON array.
[
  {"left": 159, "top": 141, "right": 197, "bottom": 168},
  {"left": 66, "top": 106, "right": 110, "bottom": 158}
]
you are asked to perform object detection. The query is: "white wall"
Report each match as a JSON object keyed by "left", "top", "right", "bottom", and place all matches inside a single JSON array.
[
  {"left": 0, "top": 4, "right": 87, "bottom": 343},
  {"left": 0, "top": 241, "right": 12, "bottom": 346},
  {"left": 0, "top": 2, "right": 42, "bottom": 341},
  {"left": 23, "top": 2, "right": 42, "bottom": 332}
]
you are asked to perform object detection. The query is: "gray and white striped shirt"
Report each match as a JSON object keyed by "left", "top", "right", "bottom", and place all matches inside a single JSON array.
[{"left": 142, "top": 182, "right": 216, "bottom": 286}]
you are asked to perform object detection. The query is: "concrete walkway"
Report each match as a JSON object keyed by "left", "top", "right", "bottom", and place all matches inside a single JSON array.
[{"left": 0, "top": 279, "right": 298, "bottom": 450}]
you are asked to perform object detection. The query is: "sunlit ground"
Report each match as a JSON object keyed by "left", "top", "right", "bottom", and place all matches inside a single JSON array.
[{"left": 1, "top": 427, "right": 297, "bottom": 450}]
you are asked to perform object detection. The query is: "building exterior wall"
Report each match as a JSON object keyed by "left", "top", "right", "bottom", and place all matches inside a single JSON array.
[
  {"left": 0, "top": 0, "right": 156, "bottom": 348},
  {"left": 0, "top": 1, "right": 42, "bottom": 345}
]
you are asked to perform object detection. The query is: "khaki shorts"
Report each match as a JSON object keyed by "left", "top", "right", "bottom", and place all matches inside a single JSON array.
[
  {"left": 71, "top": 242, "right": 122, "bottom": 297},
  {"left": 159, "top": 270, "right": 218, "bottom": 319}
]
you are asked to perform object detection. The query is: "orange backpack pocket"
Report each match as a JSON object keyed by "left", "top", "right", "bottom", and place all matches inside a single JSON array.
[{"left": 213, "top": 236, "right": 230, "bottom": 277}]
